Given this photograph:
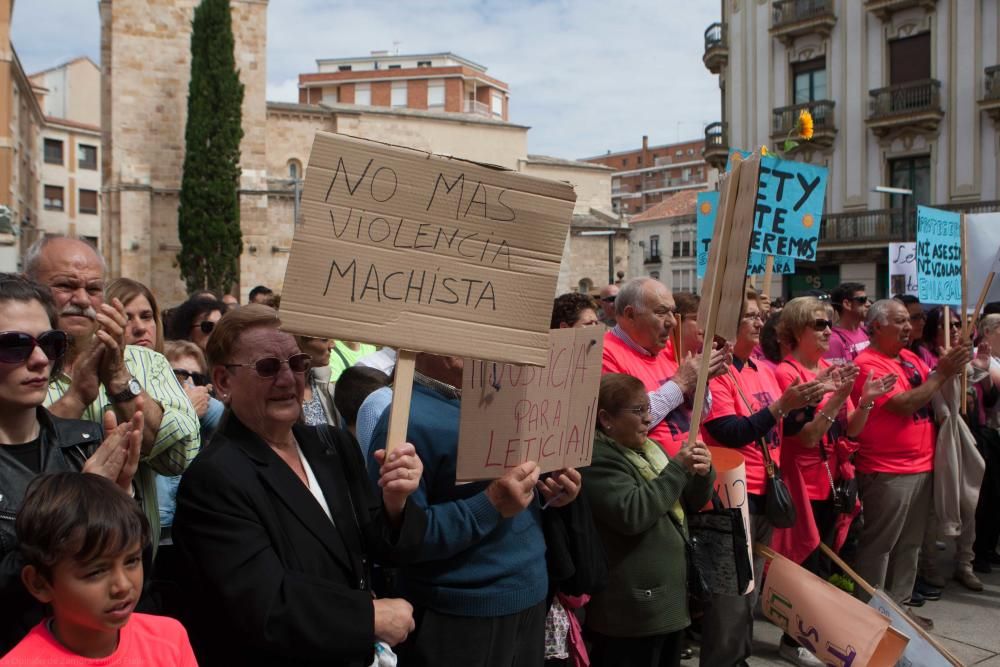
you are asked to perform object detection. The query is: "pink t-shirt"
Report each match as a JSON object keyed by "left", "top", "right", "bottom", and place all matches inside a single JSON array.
[
  {"left": 774, "top": 357, "right": 854, "bottom": 500},
  {"left": 700, "top": 360, "right": 782, "bottom": 495},
  {"left": 850, "top": 347, "right": 935, "bottom": 474},
  {"left": 1, "top": 614, "right": 198, "bottom": 666},
  {"left": 823, "top": 325, "right": 870, "bottom": 364},
  {"left": 602, "top": 331, "right": 688, "bottom": 456}
]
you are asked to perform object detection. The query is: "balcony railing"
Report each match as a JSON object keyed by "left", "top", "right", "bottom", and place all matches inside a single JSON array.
[
  {"left": 463, "top": 100, "right": 490, "bottom": 117},
  {"left": 772, "top": 100, "right": 836, "bottom": 148},
  {"left": 867, "top": 79, "right": 943, "bottom": 136},
  {"left": 771, "top": 0, "right": 836, "bottom": 44},
  {"left": 703, "top": 22, "right": 728, "bottom": 74},
  {"left": 703, "top": 121, "right": 729, "bottom": 170},
  {"left": 644, "top": 254, "right": 662, "bottom": 265},
  {"left": 820, "top": 208, "right": 910, "bottom": 244},
  {"left": 864, "top": 0, "right": 938, "bottom": 21}
]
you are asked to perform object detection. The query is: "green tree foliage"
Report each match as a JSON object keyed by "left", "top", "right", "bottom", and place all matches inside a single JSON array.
[{"left": 177, "top": 0, "right": 244, "bottom": 293}]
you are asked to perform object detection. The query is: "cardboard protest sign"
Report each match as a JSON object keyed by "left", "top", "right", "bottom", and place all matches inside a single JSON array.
[
  {"left": 888, "top": 242, "right": 918, "bottom": 297},
  {"left": 457, "top": 327, "right": 603, "bottom": 481},
  {"left": 868, "top": 589, "right": 955, "bottom": 667},
  {"left": 709, "top": 447, "right": 754, "bottom": 594},
  {"left": 916, "top": 205, "right": 962, "bottom": 306},
  {"left": 965, "top": 213, "right": 1000, "bottom": 305},
  {"left": 697, "top": 192, "right": 794, "bottom": 279},
  {"left": 279, "top": 132, "right": 576, "bottom": 366},
  {"left": 762, "top": 552, "right": 908, "bottom": 667},
  {"left": 727, "top": 149, "right": 827, "bottom": 262}
]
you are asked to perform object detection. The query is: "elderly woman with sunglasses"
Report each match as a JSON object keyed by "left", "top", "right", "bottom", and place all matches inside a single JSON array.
[
  {"left": 172, "top": 305, "right": 426, "bottom": 667},
  {"left": 0, "top": 274, "right": 143, "bottom": 653}
]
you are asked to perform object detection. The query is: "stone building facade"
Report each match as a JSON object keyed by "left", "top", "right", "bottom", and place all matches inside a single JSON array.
[{"left": 100, "top": 0, "right": 615, "bottom": 305}]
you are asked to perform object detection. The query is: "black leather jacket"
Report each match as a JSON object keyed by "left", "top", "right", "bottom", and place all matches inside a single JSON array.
[{"left": 0, "top": 407, "right": 103, "bottom": 653}]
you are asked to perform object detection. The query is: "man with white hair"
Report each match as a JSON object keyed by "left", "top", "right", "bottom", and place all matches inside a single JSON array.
[
  {"left": 602, "top": 277, "right": 729, "bottom": 455},
  {"left": 849, "top": 299, "right": 969, "bottom": 630},
  {"left": 23, "top": 236, "right": 200, "bottom": 551}
]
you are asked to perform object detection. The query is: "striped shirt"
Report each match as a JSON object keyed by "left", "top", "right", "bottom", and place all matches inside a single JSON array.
[{"left": 44, "top": 344, "right": 201, "bottom": 548}]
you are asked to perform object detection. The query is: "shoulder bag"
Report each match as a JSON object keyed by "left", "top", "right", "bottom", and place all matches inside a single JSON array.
[
  {"left": 670, "top": 492, "right": 754, "bottom": 598},
  {"left": 730, "top": 368, "right": 797, "bottom": 528}
]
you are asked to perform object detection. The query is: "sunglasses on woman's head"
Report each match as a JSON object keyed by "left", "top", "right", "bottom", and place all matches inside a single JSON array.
[
  {"left": 0, "top": 330, "right": 68, "bottom": 364},
  {"left": 811, "top": 319, "right": 834, "bottom": 331},
  {"left": 192, "top": 320, "right": 215, "bottom": 335},
  {"left": 224, "top": 353, "right": 312, "bottom": 378}
]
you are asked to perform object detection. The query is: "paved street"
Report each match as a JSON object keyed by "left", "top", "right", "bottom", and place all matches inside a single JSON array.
[{"left": 685, "top": 545, "right": 1000, "bottom": 666}]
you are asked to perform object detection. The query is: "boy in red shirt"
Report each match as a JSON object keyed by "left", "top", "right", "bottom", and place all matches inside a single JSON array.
[{"left": 2, "top": 473, "right": 197, "bottom": 666}]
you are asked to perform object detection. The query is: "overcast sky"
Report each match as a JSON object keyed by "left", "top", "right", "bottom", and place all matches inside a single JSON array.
[{"left": 12, "top": 1, "right": 722, "bottom": 159}]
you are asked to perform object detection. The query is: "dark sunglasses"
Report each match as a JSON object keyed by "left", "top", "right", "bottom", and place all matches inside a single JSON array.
[
  {"left": 0, "top": 330, "right": 68, "bottom": 364},
  {"left": 224, "top": 353, "right": 312, "bottom": 378},
  {"left": 192, "top": 320, "right": 215, "bottom": 335},
  {"left": 851, "top": 296, "right": 869, "bottom": 304},
  {"left": 173, "top": 368, "right": 210, "bottom": 387},
  {"left": 601, "top": 295, "right": 617, "bottom": 303},
  {"left": 811, "top": 319, "right": 834, "bottom": 331},
  {"left": 938, "top": 320, "right": 961, "bottom": 330}
]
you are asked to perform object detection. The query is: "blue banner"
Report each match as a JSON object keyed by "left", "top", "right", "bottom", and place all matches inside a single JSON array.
[
  {"left": 916, "top": 205, "right": 962, "bottom": 306},
  {"left": 697, "top": 191, "right": 794, "bottom": 279},
  {"left": 727, "top": 149, "right": 827, "bottom": 262}
]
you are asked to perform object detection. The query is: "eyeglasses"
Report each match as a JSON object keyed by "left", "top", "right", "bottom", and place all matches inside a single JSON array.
[
  {"left": 811, "top": 319, "right": 834, "bottom": 331},
  {"left": 192, "top": 320, "right": 215, "bottom": 335},
  {"left": 618, "top": 404, "right": 651, "bottom": 417},
  {"left": 173, "top": 368, "right": 210, "bottom": 387},
  {"left": 742, "top": 311, "right": 763, "bottom": 322},
  {"left": 851, "top": 296, "right": 870, "bottom": 304},
  {"left": 938, "top": 320, "right": 961, "bottom": 330},
  {"left": 601, "top": 295, "right": 617, "bottom": 303},
  {"left": 0, "top": 330, "right": 68, "bottom": 364},
  {"left": 224, "top": 353, "right": 312, "bottom": 378}
]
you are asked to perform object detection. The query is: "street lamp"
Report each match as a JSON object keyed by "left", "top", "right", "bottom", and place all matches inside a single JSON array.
[{"left": 578, "top": 229, "right": 617, "bottom": 285}]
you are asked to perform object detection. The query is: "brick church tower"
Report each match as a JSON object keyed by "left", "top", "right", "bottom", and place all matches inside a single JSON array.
[{"left": 99, "top": 0, "right": 269, "bottom": 304}]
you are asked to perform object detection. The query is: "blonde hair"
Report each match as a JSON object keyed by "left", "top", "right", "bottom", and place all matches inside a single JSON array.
[
  {"left": 980, "top": 313, "right": 1000, "bottom": 338},
  {"left": 777, "top": 297, "right": 829, "bottom": 350},
  {"left": 163, "top": 340, "right": 208, "bottom": 374}
]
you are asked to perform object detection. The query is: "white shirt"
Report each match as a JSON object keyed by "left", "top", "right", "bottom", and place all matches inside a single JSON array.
[{"left": 296, "top": 441, "right": 334, "bottom": 525}]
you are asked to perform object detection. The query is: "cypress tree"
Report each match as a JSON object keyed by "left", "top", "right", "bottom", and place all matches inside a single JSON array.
[{"left": 177, "top": 0, "right": 244, "bottom": 294}]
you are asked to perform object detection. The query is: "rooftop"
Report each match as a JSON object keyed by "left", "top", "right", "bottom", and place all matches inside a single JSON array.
[
  {"left": 266, "top": 100, "right": 529, "bottom": 129},
  {"left": 628, "top": 189, "right": 702, "bottom": 223},
  {"left": 523, "top": 154, "right": 614, "bottom": 171},
  {"left": 315, "top": 51, "right": 489, "bottom": 73}
]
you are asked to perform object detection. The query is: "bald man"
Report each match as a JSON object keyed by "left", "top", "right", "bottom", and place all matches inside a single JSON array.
[{"left": 24, "top": 236, "right": 200, "bottom": 550}]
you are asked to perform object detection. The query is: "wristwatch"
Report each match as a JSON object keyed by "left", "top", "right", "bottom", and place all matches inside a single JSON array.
[{"left": 109, "top": 377, "right": 142, "bottom": 404}]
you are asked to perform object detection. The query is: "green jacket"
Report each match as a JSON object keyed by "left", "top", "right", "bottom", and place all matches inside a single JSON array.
[{"left": 581, "top": 435, "right": 715, "bottom": 638}]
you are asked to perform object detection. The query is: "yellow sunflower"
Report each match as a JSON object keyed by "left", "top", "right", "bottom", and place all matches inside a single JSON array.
[
  {"left": 760, "top": 145, "right": 769, "bottom": 156},
  {"left": 798, "top": 109, "right": 815, "bottom": 141}
]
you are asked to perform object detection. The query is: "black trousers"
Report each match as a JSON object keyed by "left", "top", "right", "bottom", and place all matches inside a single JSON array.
[
  {"left": 396, "top": 601, "right": 547, "bottom": 667},
  {"left": 588, "top": 629, "right": 684, "bottom": 667},
  {"left": 974, "top": 451, "right": 1000, "bottom": 563}
]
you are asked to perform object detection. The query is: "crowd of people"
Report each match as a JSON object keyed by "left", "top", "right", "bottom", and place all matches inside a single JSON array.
[{"left": 0, "top": 234, "right": 998, "bottom": 667}]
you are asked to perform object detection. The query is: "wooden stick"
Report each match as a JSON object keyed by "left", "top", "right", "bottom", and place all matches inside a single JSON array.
[
  {"left": 960, "top": 215, "right": 969, "bottom": 414},
  {"left": 385, "top": 349, "right": 417, "bottom": 453},
  {"left": 819, "top": 544, "right": 963, "bottom": 666},
  {"left": 944, "top": 307, "right": 951, "bottom": 351},
  {"left": 972, "top": 272, "right": 996, "bottom": 333},
  {"left": 687, "top": 169, "right": 740, "bottom": 447},
  {"left": 762, "top": 255, "right": 775, "bottom": 300}
]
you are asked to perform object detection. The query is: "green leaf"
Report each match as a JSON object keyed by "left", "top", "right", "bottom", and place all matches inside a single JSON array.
[{"left": 783, "top": 139, "right": 799, "bottom": 152}]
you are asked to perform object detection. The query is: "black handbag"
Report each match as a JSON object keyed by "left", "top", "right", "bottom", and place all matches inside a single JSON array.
[
  {"left": 819, "top": 440, "right": 857, "bottom": 514},
  {"left": 669, "top": 492, "right": 753, "bottom": 598},
  {"left": 666, "top": 511, "right": 711, "bottom": 604},
  {"left": 541, "top": 489, "right": 608, "bottom": 597},
  {"left": 730, "top": 369, "right": 797, "bottom": 529}
]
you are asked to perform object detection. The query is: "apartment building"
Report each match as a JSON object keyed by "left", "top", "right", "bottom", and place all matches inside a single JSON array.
[
  {"left": 298, "top": 51, "right": 510, "bottom": 121},
  {"left": 626, "top": 190, "right": 700, "bottom": 294},
  {"left": 30, "top": 57, "right": 102, "bottom": 242},
  {"left": 582, "top": 135, "right": 713, "bottom": 216},
  {"left": 702, "top": 0, "right": 999, "bottom": 298}
]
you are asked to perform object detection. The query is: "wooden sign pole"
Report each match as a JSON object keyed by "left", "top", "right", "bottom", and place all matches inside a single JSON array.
[
  {"left": 762, "top": 255, "right": 775, "bottom": 300},
  {"left": 944, "top": 308, "right": 951, "bottom": 350},
  {"left": 385, "top": 350, "right": 417, "bottom": 453},
  {"left": 819, "top": 544, "right": 963, "bottom": 666},
  {"left": 960, "top": 214, "right": 969, "bottom": 413}
]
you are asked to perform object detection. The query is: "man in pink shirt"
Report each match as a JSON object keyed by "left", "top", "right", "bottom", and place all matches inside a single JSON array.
[
  {"left": 825, "top": 282, "right": 871, "bottom": 364},
  {"left": 601, "top": 278, "right": 728, "bottom": 455},
  {"left": 850, "top": 299, "right": 969, "bottom": 629}
]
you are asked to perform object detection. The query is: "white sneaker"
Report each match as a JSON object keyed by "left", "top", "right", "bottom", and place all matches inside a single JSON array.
[{"left": 779, "top": 643, "right": 824, "bottom": 667}]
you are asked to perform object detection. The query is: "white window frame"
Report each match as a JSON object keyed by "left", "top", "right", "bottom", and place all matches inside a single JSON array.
[
  {"left": 391, "top": 81, "right": 408, "bottom": 107},
  {"left": 491, "top": 91, "right": 503, "bottom": 117},
  {"left": 354, "top": 83, "right": 371, "bottom": 106},
  {"left": 427, "top": 80, "right": 445, "bottom": 108}
]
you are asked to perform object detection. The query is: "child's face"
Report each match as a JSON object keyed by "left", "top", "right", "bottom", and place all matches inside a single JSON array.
[{"left": 24, "top": 541, "right": 144, "bottom": 653}]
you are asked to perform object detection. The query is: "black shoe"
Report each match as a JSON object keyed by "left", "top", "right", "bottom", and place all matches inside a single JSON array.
[
  {"left": 914, "top": 579, "right": 942, "bottom": 600},
  {"left": 973, "top": 559, "right": 992, "bottom": 574},
  {"left": 904, "top": 590, "right": 926, "bottom": 607}
]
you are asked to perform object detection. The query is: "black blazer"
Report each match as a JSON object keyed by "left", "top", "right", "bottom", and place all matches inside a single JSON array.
[{"left": 172, "top": 413, "right": 426, "bottom": 667}]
